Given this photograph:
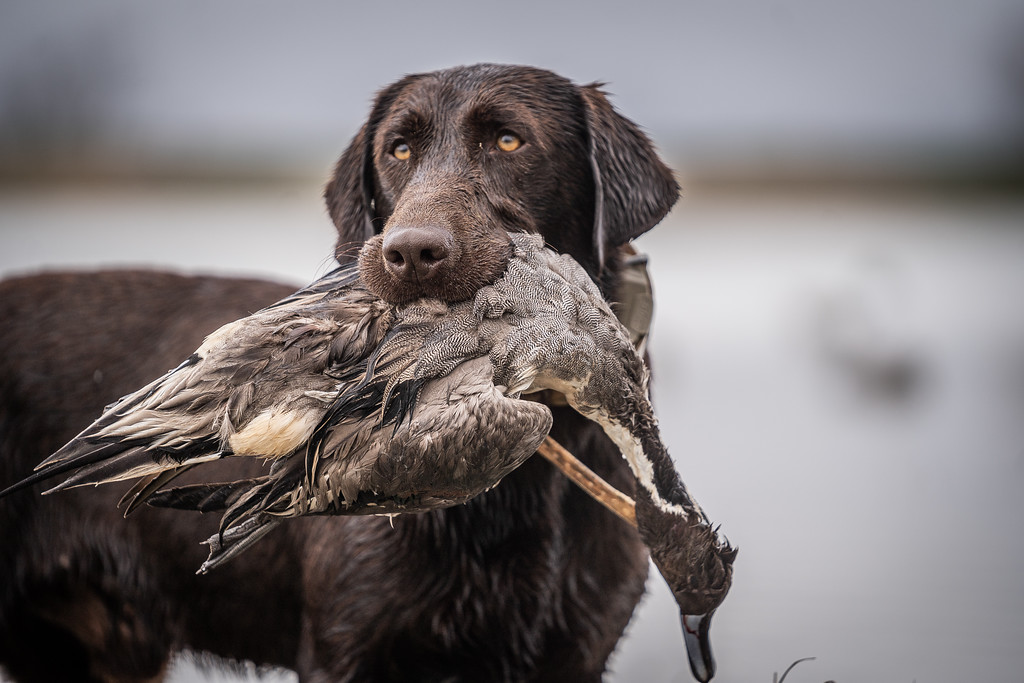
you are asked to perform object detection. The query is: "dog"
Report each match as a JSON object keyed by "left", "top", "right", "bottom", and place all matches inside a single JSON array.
[{"left": 0, "top": 63, "right": 678, "bottom": 682}]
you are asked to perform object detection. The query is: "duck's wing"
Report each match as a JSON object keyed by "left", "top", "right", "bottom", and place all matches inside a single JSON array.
[
  {"left": 141, "top": 355, "right": 552, "bottom": 572},
  {"left": 306, "top": 355, "right": 553, "bottom": 515},
  {"left": 260, "top": 263, "right": 361, "bottom": 311}
]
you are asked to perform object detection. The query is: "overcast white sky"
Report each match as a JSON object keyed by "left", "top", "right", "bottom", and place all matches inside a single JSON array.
[{"left": 2, "top": 0, "right": 1023, "bottom": 169}]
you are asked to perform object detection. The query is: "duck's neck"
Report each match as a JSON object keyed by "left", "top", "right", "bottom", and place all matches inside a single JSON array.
[{"left": 596, "top": 410, "right": 704, "bottom": 523}]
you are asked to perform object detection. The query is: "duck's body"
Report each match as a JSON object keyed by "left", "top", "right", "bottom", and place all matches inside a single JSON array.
[
  {"left": 3, "top": 232, "right": 735, "bottom": 680},
  {"left": 6, "top": 235, "right": 564, "bottom": 567}
]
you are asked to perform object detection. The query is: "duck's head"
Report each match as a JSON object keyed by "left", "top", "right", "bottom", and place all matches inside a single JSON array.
[
  {"left": 581, "top": 399, "right": 735, "bottom": 681},
  {"left": 635, "top": 488, "right": 737, "bottom": 682}
]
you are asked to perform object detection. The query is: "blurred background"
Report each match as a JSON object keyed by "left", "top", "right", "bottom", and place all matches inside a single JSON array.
[{"left": 2, "top": 1, "right": 1023, "bottom": 681}]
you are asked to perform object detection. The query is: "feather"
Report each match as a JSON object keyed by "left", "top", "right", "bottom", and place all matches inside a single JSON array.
[
  {"left": 0, "top": 442, "right": 126, "bottom": 497},
  {"left": 145, "top": 480, "right": 259, "bottom": 513},
  {"left": 118, "top": 466, "right": 197, "bottom": 514}
]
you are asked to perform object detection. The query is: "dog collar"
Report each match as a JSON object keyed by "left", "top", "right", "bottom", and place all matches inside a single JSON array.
[{"left": 615, "top": 243, "right": 654, "bottom": 357}]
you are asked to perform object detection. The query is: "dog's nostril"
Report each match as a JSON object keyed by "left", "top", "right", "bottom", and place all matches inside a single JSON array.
[
  {"left": 420, "top": 247, "right": 445, "bottom": 264},
  {"left": 381, "top": 226, "right": 454, "bottom": 280}
]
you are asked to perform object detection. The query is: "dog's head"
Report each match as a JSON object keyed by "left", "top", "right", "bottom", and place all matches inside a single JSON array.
[{"left": 325, "top": 63, "right": 679, "bottom": 304}]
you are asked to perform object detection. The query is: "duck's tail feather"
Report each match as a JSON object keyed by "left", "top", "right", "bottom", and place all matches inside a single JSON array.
[
  {"left": 0, "top": 441, "right": 131, "bottom": 498},
  {"left": 33, "top": 355, "right": 203, "bottom": 472},
  {"left": 36, "top": 439, "right": 126, "bottom": 470},
  {"left": 41, "top": 448, "right": 164, "bottom": 494},
  {"left": 0, "top": 428, "right": 226, "bottom": 501},
  {"left": 43, "top": 446, "right": 222, "bottom": 495}
]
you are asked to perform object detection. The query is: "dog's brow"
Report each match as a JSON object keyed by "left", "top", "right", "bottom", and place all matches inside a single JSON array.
[
  {"left": 465, "top": 101, "right": 528, "bottom": 132},
  {"left": 384, "top": 109, "right": 433, "bottom": 139}
]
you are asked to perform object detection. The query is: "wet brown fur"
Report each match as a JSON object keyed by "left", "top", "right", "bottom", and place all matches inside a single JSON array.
[{"left": 0, "top": 64, "right": 678, "bottom": 681}]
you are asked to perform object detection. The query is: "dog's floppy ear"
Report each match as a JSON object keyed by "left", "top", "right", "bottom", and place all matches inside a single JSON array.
[
  {"left": 324, "top": 77, "right": 416, "bottom": 263},
  {"left": 580, "top": 84, "right": 680, "bottom": 265},
  {"left": 325, "top": 123, "right": 375, "bottom": 263}
]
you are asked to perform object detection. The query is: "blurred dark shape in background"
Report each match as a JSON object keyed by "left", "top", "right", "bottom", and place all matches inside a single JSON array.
[
  {"left": 809, "top": 252, "right": 928, "bottom": 405},
  {"left": 996, "top": 7, "right": 1024, "bottom": 152}
]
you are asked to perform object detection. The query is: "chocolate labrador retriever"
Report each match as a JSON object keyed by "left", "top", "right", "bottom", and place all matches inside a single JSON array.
[{"left": 0, "top": 63, "right": 678, "bottom": 682}]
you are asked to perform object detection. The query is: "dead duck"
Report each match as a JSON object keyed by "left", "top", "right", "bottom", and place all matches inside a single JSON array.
[
  {"left": 1, "top": 251, "right": 554, "bottom": 570},
  {"left": 2, "top": 232, "right": 734, "bottom": 681}
]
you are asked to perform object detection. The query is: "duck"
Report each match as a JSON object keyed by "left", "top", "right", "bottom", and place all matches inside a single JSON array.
[{"left": 1, "top": 232, "right": 735, "bottom": 682}]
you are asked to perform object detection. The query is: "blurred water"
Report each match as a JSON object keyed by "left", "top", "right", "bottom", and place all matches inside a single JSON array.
[
  {"left": 2, "top": 186, "right": 1023, "bottom": 682},
  {"left": 630, "top": 192, "right": 1024, "bottom": 682}
]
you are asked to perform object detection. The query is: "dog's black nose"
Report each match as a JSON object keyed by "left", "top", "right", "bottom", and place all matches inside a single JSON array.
[{"left": 382, "top": 225, "right": 453, "bottom": 282}]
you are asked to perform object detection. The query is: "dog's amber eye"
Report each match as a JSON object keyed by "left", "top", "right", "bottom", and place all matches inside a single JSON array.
[
  {"left": 392, "top": 142, "right": 411, "bottom": 160},
  {"left": 496, "top": 133, "right": 522, "bottom": 153}
]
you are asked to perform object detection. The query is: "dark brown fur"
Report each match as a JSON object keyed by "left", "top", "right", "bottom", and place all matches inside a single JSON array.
[{"left": 0, "top": 64, "right": 678, "bottom": 682}]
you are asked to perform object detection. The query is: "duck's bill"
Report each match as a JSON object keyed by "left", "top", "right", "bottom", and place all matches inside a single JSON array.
[{"left": 680, "top": 612, "right": 716, "bottom": 682}]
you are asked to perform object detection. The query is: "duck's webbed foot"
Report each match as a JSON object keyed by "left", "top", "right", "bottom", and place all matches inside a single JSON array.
[{"left": 200, "top": 515, "right": 282, "bottom": 574}]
